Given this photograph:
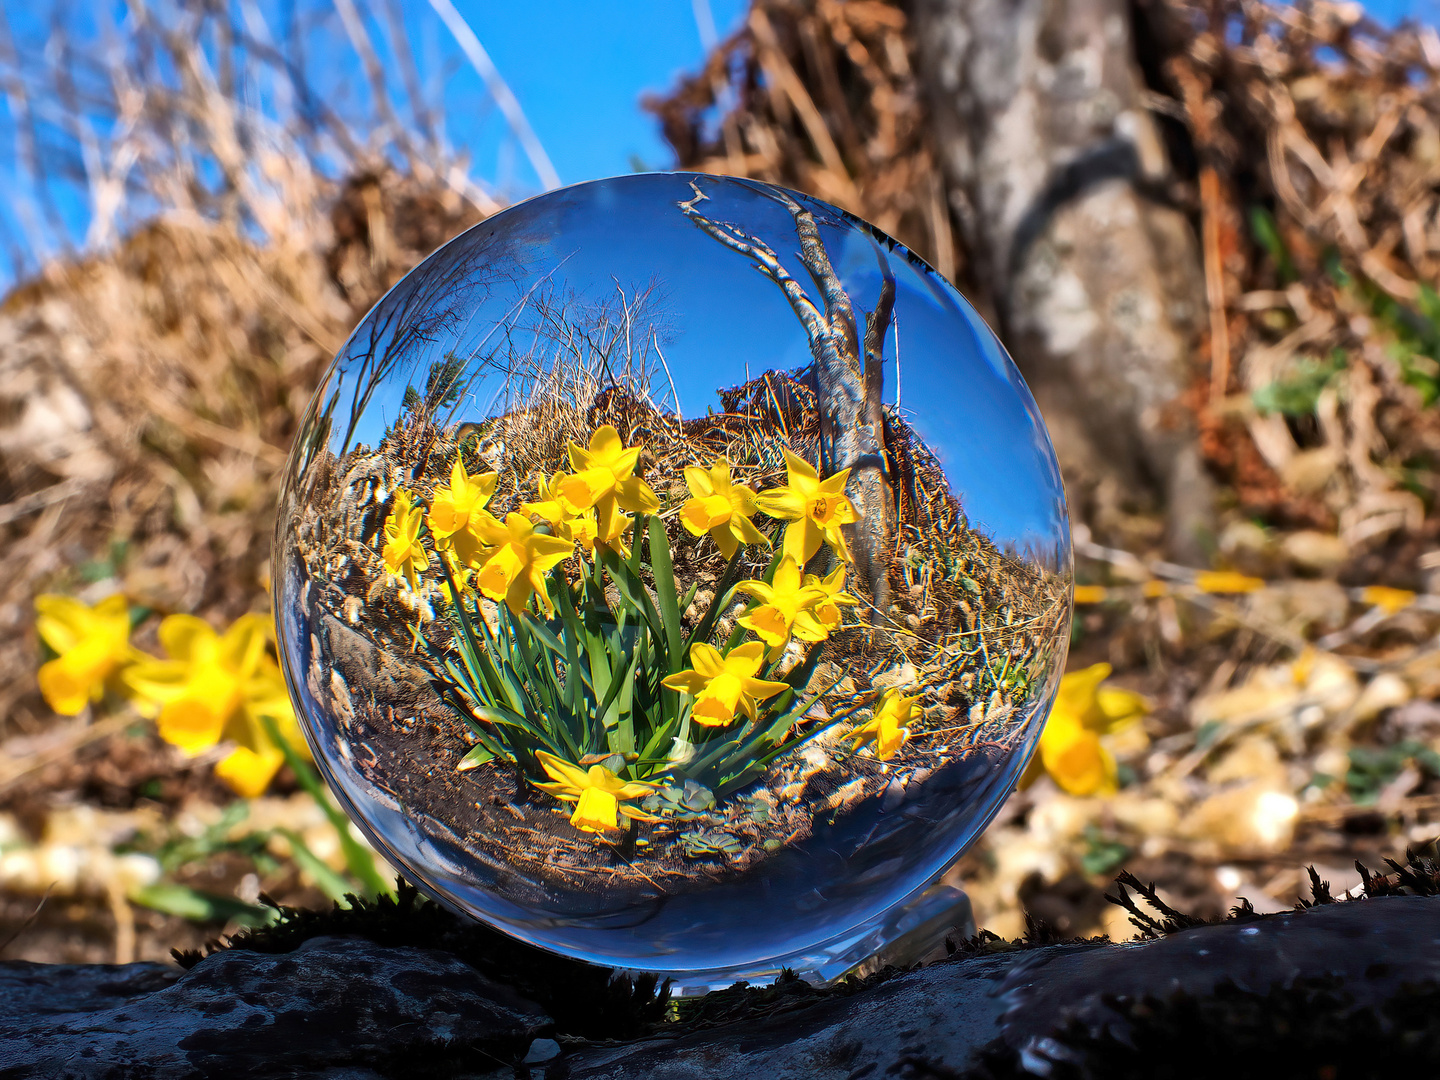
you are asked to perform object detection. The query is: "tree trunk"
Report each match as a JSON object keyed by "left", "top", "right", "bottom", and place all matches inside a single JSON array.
[{"left": 911, "top": 0, "right": 1213, "bottom": 561}]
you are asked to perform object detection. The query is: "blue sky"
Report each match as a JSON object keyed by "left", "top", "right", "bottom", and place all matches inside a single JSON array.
[
  {"left": 451, "top": 0, "right": 750, "bottom": 188},
  {"left": 0, "top": 1, "right": 748, "bottom": 280},
  {"left": 1367, "top": 0, "right": 1440, "bottom": 23}
]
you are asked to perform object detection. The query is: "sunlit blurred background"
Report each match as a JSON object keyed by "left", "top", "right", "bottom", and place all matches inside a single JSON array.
[{"left": 4, "top": 0, "right": 1440, "bottom": 966}]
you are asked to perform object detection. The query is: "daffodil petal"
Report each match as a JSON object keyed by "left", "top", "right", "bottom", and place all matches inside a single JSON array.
[
  {"left": 782, "top": 448, "right": 819, "bottom": 482},
  {"left": 710, "top": 525, "right": 741, "bottom": 559},
  {"left": 615, "top": 476, "right": 660, "bottom": 514},
  {"left": 214, "top": 746, "right": 285, "bottom": 799},
  {"left": 684, "top": 464, "right": 715, "bottom": 499},
  {"left": 755, "top": 486, "right": 807, "bottom": 521},
  {"left": 687, "top": 642, "right": 726, "bottom": 678}
]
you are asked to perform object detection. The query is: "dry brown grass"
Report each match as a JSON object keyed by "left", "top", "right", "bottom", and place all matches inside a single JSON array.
[
  {"left": 0, "top": 3, "right": 506, "bottom": 738},
  {"left": 646, "top": 0, "right": 960, "bottom": 285}
]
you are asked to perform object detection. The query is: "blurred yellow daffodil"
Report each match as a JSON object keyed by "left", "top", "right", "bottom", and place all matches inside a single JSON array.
[
  {"left": 34, "top": 593, "right": 136, "bottom": 720},
  {"left": 755, "top": 448, "right": 858, "bottom": 565},
  {"left": 557, "top": 426, "right": 660, "bottom": 547},
  {"left": 469, "top": 512, "right": 574, "bottom": 616},
  {"left": 34, "top": 593, "right": 138, "bottom": 715},
  {"left": 532, "top": 750, "right": 659, "bottom": 833},
  {"left": 1194, "top": 570, "right": 1264, "bottom": 595},
  {"left": 1029, "top": 662, "right": 1149, "bottom": 797},
  {"left": 1362, "top": 584, "right": 1415, "bottom": 616},
  {"left": 662, "top": 641, "right": 790, "bottom": 727},
  {"left": 124, "top": 613, "right": 307, "bottom": 797},
  {"left": 681, "top": 458, "right": 770, "bottom": 559},
  {"left": 382, "top": 489, "right": 429, "bottom": 589},
  {"left": 213, "top": 744, "right": 287, "bottom": 799},
  {"left": 426, "top": 459, "right": 498, "bottom": 545},
  {"left": 849, "top": 689, "right": 917, "bottom": 760}
]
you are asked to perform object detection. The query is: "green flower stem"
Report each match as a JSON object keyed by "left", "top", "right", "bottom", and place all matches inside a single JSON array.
[{"left": 257, "top": 712, "right": 391, "bottom": 898}]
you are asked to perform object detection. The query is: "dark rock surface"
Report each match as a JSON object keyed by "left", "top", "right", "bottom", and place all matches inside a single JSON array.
[
  {"left": 563, "top": 896, "right": 1440, "bottom": 1079},
  {"left": 994, "top": 894, "right": 1440, "bottom": 1067},
  {"left": 0, "top": 935, "right": 550, "bottom": 1079},
  {"left": 0, "top": 896, "right": 1436, "bottom": 1078}
]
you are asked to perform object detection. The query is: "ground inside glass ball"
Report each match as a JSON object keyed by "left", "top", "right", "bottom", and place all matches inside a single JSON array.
[{"left": 274, "top": 173, "right": 1071, "bottom": 977}]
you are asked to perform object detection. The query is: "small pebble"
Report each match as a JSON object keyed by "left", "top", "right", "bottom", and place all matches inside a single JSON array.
[
  {"left": 881, "top": 777, "right": 906, "bottom": 812},
  {"left": 523, "top": 1038, "right": 561, "bottom": 1064}
]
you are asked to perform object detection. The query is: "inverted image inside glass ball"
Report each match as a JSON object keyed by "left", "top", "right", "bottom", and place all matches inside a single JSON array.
[{"left": 274, "top": 173, "right": 1071, "bottom": 978}]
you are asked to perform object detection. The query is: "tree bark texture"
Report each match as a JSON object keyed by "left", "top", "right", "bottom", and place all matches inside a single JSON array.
[{"left": 911, "top": 0, "right": 1213, "bottom": 559}]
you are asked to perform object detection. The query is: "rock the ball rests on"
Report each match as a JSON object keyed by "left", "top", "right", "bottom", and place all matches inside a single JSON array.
[{"left": 273, "top": 173, "right": 1071, "bottom": 991}]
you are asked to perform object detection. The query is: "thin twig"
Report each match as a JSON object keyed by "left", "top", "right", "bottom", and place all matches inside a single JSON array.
[{"left": 425, "top": 0, "right": 561, "bottom": 190}]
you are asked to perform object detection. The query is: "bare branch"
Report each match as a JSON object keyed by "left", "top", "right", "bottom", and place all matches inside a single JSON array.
[{"left": 679, "top": 177, "right": 896, "bottom": 613}]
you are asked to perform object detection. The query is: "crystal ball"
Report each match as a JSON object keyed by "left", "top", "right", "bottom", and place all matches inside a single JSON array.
[{"left": 274, "top": 173, "right": 1071, "bottom": 982}]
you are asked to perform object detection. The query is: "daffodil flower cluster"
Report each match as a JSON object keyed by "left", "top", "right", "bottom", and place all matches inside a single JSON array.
[
  {"left": 32, "top": 595, "right": 307, "bottom": 798},
  {"left": 663, "top": 453, "right": 860, "bottom": 733},
  {"left": 382, "top": 426, "right": 660, "bottom": 616},
  {"left": 406, "top": 424, "right": 905, "bottom": 837}
]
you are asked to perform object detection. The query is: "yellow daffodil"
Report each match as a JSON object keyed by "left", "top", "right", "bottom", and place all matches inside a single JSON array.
[
  {"left": 662, "top": 641, "right": 790, "bottom": 727},
  {"left": 802, "top": 564, "right": 860, "bottom": 639},
  {"left": 469, "top": 513, "right": 575, "bottom": 617},
  {"left": 754, "top": 448, "right": 858, "bottom": 565},
  {"left": 557, "top": 426, "right": 660, "bottom": 548},
  {"left": 568, "top": 513, "right": 602, "bottom": 554},
  {"left": 522, "top": 471, "right": 602, "bottom": 559},
  {"left": 124, "top": 613, "right": 308, "bottom": 797},
  {"left": 1030, "top": 662, "right": 1150, "bottom": 797},
  {"left": 426, "top": 458, "right": 498, "bottom": 544},
  {"left": 436, "top": 548, "right": 474, "bottom": 601},
  {"left": 34, "top": 594, "right": 138, "bottom": 715},
  {"left": 736, "top": 557, "right": 829, "bottom": 657},
  {"left": 532, "top": 750, "right": 659, "bottom": 833},
  {"left": 681, "top": 458, "right": 770, "bottom": 559},
  {"left": 1035, "top": 711, "right": 1115, "bottom": 795},
  {"left": 849, "top": 689, "right": 918, "bottom": 760},
  {"left": 1362, "top": 585, "right": 1415, "bottom": 616},
  {"left": 382, "top": 489, "right": 430, "bottom": 589}
]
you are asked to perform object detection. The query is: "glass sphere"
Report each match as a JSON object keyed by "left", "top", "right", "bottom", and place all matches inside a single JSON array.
[{"left": 274, "top": 174, "right": 1071, "bottom": 982}]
